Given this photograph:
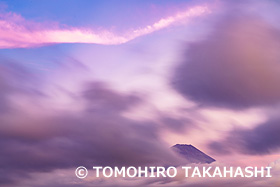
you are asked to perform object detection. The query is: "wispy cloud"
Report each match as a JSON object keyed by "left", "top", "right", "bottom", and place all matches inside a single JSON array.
[{"left": 0, "top": 5, "right": 210, "bottom": 49}]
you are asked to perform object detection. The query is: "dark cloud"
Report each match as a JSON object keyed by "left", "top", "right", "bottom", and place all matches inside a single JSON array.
[
  {"left": 82, "top": 81, "right": 141, "bottom": 113},
  {"left": 172, "top": 13, "right": 280, "bottom": 109},
  {"left": 209, "top": 117, "right": 280, "bottom": 155},
  {"left": 160, "top": 117, "right": 192, "bottom": 134}
]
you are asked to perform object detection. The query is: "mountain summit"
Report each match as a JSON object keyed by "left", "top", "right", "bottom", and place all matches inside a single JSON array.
[{"left": 171, "top": 144, "right": 215, "bottom": 164}]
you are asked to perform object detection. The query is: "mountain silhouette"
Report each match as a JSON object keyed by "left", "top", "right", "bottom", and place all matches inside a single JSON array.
[{"left": 171, "top": 144, "right": 215, "bottom": 164}]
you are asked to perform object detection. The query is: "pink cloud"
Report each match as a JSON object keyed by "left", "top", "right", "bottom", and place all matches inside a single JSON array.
[{"left": 0, "top": 5, "right": 210, "bottom": 49}]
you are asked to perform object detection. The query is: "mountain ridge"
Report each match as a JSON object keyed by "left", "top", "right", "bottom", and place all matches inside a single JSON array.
[{"left": 171, "top": 144, "right": 215, "bottom": 164}]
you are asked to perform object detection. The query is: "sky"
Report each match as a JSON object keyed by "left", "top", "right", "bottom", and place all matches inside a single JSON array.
[{"left": 1, "top": 0, "right": 280, "bottom": 186}]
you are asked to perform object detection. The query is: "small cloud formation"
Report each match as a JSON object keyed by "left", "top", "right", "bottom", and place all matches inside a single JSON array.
[
  {"left": 82, "top": 81, "right": 142, "bottom": 113},
  {"left": 0, "top": 5, "right": 209, "bottom": 49},
  {"left": 172, "top": 9, "right": 280, "bottom": 109},
  {"left": 160, "top": 116, "right": 193, "bottom": 134}
]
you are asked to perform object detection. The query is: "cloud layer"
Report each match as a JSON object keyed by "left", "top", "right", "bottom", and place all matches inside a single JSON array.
[{"left": 0, "top": 61, "right": 186, "bottom": 185}]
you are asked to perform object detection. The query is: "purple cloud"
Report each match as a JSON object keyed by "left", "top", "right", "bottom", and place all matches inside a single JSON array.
[
  {"left": 172, "top": 13, "right": 280, "bottom": 109},
  {"left": 0, "top": 62, "right": 187, "bottom": 185},
  {"left": 209, "top": 116, "right": 280, "bottom": 155}
]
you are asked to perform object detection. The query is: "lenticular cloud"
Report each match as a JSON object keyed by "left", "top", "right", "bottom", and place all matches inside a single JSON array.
[{"left": 0, "top": 5, "right": 210, "bottom": 49}]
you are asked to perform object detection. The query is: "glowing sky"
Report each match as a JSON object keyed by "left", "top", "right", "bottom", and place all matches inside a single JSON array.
[{"left": 1, "top": 0, "right": 280, "bottom": 186}]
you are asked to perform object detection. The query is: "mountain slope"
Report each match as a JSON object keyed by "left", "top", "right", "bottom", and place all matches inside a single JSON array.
[{"left": 171, "top": 144, "right": 215, "bottom": 164}]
